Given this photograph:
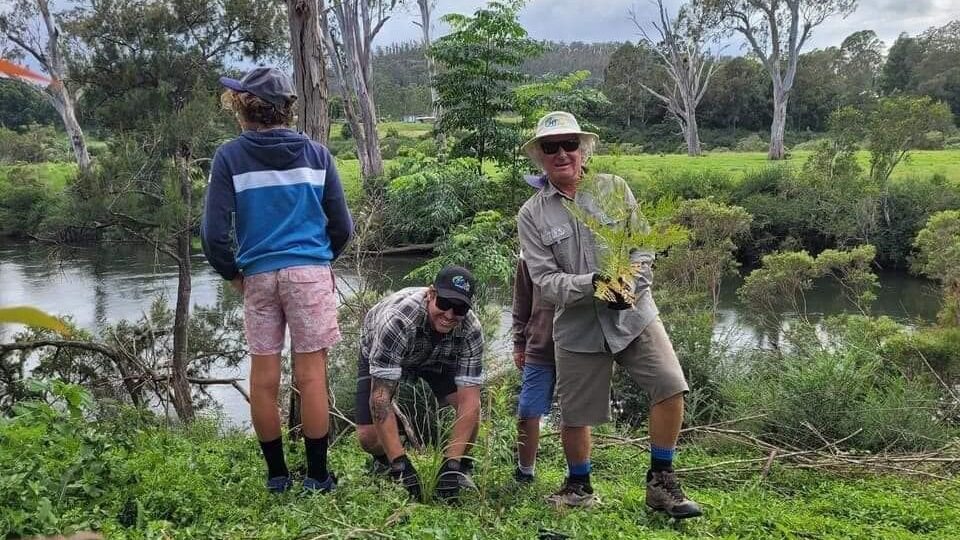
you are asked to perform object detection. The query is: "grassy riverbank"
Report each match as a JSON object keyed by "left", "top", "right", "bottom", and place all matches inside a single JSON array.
[{"left": 3, "top": 380, "right": 959, "bottom": 540}]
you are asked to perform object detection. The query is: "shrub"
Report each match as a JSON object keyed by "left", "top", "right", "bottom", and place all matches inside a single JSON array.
[
  {"left": 723, "top": 318, "right": 957, "bottom": 452},
  {"left": 918, "top": 130, "right": 945, "bottom": 150},
  {"left": 379, "top": 135, "right": 403, "bottom": 159},
  {"left": 384, "top": 156, "right": 497, "bottom": 244},
  {"left": 406, "top": 210, "right": 516, "bottom": 307},
  {"left": 734, "top": 133, "right": 768, "bottom": 152},
  {"left": 0, "top": 167, "right": 61, "bottom": 237},
  {"left": 0, "top": 125, "right": 72, "bottom": 163},
  {"left": 884, "top": 326, "right": 960, "bottom": 386},
  {"left": 637, "top": 168, "right": 736, "bottom": 203}
]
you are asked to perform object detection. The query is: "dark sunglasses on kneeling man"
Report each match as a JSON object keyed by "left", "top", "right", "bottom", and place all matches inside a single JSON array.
[
  {"left": 435, "top": 296, "right": 470, "bottom": 316},
  {"left": 539, "top": 138, "right": 580, "bottom": 155}
]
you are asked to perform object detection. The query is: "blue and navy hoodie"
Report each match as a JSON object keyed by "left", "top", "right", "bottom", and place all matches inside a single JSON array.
[{"left": 200, "top": 129, "right": 353, "bottom": 281}]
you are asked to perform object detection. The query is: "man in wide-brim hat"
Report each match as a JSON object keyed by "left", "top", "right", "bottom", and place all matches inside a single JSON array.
[{"left": 515, "top": 111, "right": 702, "bottom": 519}]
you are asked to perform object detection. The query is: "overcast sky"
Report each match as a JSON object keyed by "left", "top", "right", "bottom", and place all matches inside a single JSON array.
[{"left": 377, "top": 0, "right": 960, "bottom": 53}]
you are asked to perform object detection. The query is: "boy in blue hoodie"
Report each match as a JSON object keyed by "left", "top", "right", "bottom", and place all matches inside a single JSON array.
[{"left": 201, "top": 67, "right": 353, "bottom": 494}]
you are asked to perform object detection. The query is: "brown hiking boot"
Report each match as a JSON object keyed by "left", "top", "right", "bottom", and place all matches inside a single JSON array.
[
  {"left": 646, "top": 469, "right": 702, "bottom": 519},
  {"left": 545, "top": 478, "right": 598, "bottom": 508}
]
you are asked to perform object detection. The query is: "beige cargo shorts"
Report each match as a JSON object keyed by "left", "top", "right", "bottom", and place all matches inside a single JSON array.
[{"left": 555, "top": 317, "right": 689, "bottom": 427}]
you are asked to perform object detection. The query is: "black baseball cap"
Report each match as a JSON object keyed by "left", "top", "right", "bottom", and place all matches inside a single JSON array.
[
  {"left": 219, "top": 67, "right": 296, "bottom": 108},
  {"left": 434, "top": 265, "right": 476, "bottom": 308}
]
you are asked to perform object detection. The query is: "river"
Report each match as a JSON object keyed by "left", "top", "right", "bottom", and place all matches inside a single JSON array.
[{"left": 0, "top": 241, "right": 943, "bottom": 427}]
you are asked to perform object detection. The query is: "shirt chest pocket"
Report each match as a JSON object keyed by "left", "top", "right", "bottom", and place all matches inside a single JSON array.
[{"left": 540, "top": 222, "right": 574, "bottom": 270}]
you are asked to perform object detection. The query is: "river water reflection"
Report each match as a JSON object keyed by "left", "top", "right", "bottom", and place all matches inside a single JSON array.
[{"left": 1, "top": 242, "right": 942, "bottom": 427}]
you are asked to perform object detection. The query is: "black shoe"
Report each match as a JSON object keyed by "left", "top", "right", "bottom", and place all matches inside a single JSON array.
[{"left": 514, "top": 467, "right": 535, "bottom": 484}]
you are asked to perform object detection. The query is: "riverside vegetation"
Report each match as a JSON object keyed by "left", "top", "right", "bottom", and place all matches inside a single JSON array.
[
  {"left": 2, "top": 1, "right": 960, "bottom": 538},
  {"left": 4, "top": 104, "right": 960, "bottom": 540}
]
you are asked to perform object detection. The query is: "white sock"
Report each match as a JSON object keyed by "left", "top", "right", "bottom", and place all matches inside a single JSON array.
[{"left": 518, "top": 463, "right": 535, "bottom": 476}]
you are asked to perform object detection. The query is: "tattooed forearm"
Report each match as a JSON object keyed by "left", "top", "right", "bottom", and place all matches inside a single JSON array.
[{"left": 370, "top": 377, "right": 398, "bottom": 423}]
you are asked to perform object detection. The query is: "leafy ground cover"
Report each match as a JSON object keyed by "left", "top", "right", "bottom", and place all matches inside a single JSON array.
[{"left": 3, "top": 381, "right": 959, "bottom": 540}]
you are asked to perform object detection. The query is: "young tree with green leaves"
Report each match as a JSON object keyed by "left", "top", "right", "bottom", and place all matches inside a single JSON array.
[
  {"left": 564, "top": 174, "right": 687, "bottom": 304},
  {"left": 430, "top": 0, "right": 544, "bottom": 172},
  {"left": 830, "top": 95, "right": 953, "bottom": 226},
  {"left": 913, "top": 210, "right": 960, "bottom": 327}
]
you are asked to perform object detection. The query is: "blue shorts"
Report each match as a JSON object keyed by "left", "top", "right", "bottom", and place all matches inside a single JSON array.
[{"left": 517, "top": 363, "right": 556, "bottom": 419}]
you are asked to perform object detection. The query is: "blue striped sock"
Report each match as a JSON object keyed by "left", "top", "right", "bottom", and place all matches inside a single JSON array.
[
  {"left": 568, "top": 461, "right": 591, "bottom": 481},
  {"left": 651, "top": 444, "right": 676, "bottom": 471}
]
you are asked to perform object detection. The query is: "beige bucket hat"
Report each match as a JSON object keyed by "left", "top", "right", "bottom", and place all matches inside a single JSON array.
[{"left": 520, "top": 111, "right": 599, "bottom": 160}]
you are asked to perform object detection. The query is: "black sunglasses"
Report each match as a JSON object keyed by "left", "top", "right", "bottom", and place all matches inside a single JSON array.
[
  {"left": 435, "top": 296, "right": 470, "bottom": 316},
  {"left": 539, "top": 139, "right": 580, "bottom": 155}
]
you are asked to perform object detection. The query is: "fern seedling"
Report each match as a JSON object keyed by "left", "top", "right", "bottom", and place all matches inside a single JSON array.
[{"left": 562, "top": 173, "right": 688, "bottom": 303}]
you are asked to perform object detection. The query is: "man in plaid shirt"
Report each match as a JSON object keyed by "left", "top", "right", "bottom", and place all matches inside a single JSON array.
[{"left": 355, "top": 265, "right": 484, "bottom": 503}]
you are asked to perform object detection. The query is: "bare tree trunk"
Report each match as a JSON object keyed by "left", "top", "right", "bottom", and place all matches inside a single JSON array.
[
  {"left": 170, "top": 154, "right": 195, "bottom": 422},
  {"left": 345, "top": 3, "right": 384, "bottom": 182},
  {"left": 287, "top": 0, "right": 330, "bottom": 143},
  {"left": 416, "top": 0, "right": 443, "bottom": 147},
  {"left": 770, "top": 86, "right": 788, "bottom": 160},
  {"left": 684, "top": 96, "right": 702, "bottom": 156},
  {"left": 47, "top": 87, "right": 92, "bottom": 176},
  {"left": 321, "top": 0, "right": 387, "bottom": 192},
  {"left": 34, "top": 0, "right": 92, "bottom": 176},
  {"left": 631, "top": 0, "right": 716, "bottom": 159}
]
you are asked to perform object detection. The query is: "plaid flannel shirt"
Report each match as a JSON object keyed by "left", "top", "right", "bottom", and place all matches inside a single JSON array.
[{"left": 360, "top": 287, "right": 484, "bottom": 387}]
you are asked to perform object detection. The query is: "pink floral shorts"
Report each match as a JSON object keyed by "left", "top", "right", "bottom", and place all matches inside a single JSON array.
[{"left": 242, "top": 265, "right": 341, "bottom": 355}]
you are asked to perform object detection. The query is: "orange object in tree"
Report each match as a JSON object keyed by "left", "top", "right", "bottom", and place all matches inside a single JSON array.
[{"left": 0, "top": 58, "right": 53, "bottom": 85}]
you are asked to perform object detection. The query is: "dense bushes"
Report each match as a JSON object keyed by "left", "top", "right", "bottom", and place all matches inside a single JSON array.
[
  {"left": 0, "top": 125, "right": 72, "bottom": 164},
  {"left": 383, "top": 155, "right": 499, "bottom": 244},
  {"left": 0, "top": 166, "right": 65, "bottom": 238}
]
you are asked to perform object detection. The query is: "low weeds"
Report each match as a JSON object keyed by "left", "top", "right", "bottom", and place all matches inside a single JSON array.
[{"left": 4, "top": 372, "right": 960, "bottom": 539}]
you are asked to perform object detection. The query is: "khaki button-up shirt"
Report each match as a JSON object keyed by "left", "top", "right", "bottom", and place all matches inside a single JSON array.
[{"left": 517, "top": 173, "right": 658, "bottom": 354}]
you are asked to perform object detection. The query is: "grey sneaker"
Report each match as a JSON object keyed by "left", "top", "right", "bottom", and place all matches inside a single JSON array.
[
  {"left": 514, "top": 467, "right": 535, "bottom": 484},
  {"left": 646, "top": 469, "right": 702, "bottom": 519},
  {"left": 457, "top": 458, "right": 477, "bottom": 491},
  {"left": 366, "top": 456, "right": 391, "bottom": 477},
  {"left": 545, "top": 478, "right": 597, "bottom": 508}
]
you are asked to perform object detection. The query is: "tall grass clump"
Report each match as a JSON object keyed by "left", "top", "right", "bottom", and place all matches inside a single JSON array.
[
  {"left": 634, "top": 168, "right": 736, "bottom": 203},
  {"left": 721, "top": 316, "right": 959, "bottom": 452}
]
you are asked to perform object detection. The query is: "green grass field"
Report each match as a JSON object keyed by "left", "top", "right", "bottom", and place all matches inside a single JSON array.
[
  {"left": 4, "top": 149, "right": 959, "bottom": 210},
  {"left": 592, "top": 150, "right": 960, "bottom": 184},
  {"left": 331, "top": 149, "right": 960, "bottom": 205}
]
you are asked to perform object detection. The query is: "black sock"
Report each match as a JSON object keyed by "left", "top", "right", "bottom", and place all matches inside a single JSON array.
[
  {"left": 259, "top": 437, "right": 289, "bottom": 479},
  {"left": 651, "top": 457, "right": 674, "bottom": 472},
  {"left": 568, "top": 473, "right": 591, "bottom": 487},
  {"left": 304, "top": 435, "right": 329, "bottom": 481},
  {"left": 373, "top": 453, "right": 390, "bottom": 467}
]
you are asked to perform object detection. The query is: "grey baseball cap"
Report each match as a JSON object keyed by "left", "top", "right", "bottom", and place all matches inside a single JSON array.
[{"left": 219, "top": 67, "right": 296, "bottom": 108}]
